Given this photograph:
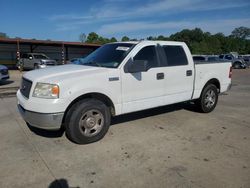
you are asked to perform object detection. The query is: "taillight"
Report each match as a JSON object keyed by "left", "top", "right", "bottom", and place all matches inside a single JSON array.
[{"left": 229, "top": 66, "right": 232, "bottom": 78}]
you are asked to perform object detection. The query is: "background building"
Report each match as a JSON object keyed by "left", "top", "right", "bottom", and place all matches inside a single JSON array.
[{"left": 0, "top": 38, "right": 100, "bottom": 68}]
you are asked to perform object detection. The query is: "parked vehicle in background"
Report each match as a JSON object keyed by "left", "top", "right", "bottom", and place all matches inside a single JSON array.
[
  {"left": 17, "top": 53, "right": 57, "bottom": 70},
  {"left": 193, "top": 55, "right": 221, "bottom": 62},
  {"left": 239, "top": 55, "right": 250, "bottom": 67},
  {"left": 207, "top": 56, "right": 221, "bottom": 62},
  {"left": 0, "top": 64, "right": 9, "bottom": 81},
  {"left": 219, "top": 54, "right": 248, "bottom": 69},
  {"left": 193, "top": 55, "right": 206, "bottom": 62},
  {"left": 17, "top": 41, "right": 232, "bottom": 144}
]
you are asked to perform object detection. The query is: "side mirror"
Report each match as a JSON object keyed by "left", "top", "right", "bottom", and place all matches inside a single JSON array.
[{"left": 127, "top": 59, "right": 149, "bottom": 73}]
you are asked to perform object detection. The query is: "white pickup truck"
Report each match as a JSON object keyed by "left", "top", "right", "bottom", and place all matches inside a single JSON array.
[{"left": 17, "top": 41, "right": 232, "bottom": 144}]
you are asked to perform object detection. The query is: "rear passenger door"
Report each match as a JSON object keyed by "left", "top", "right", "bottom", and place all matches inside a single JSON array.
[{"left": 159, "top": 45, "right": 194, "bottom": 104}]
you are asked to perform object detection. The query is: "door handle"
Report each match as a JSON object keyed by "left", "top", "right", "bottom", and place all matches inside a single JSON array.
[
  {"left": 186, "top": 70, "right": 192, "bottom": 76},
  {"left": 157, "top": 72, "right": 164, "bottom": 80}
]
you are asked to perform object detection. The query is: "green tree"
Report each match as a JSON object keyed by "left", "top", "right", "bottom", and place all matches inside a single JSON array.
[
  {"left": 121, "top": 36, "right": 130, "bottom": 41},
  {"left": 156, "top": 35, "right": 168, "bottom": 40},
  {"left": 83, "top": 27, "right": 250, "bottom": 54},
  {"left": 86, "top": 32, "right": 99, "bottom": 43},
  {"left": 147, "top": 36, "right": 155, "bottom": 40},
  {"left": 231, "top": 27, "right": 250, "bottom": 39},
  {"left": 110, "top": 37, "right": 117, "bottom": 42},
  {"left": 98, "top": 36, "right": 110, "bottom": 44}
]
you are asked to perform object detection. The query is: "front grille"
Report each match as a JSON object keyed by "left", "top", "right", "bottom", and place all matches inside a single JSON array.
[
  {"left": 20, "top": 78, "right": 32, "bottom": 99},
  {"left": 1, "top": 69, "right": 8, "bottom": 75}
]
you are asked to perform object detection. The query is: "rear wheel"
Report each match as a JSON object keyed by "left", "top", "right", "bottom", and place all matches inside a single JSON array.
[
  {"left": 196, "top": 84, "right": 218, "bottom": 113},
  {"left": 65, "top": 99, "right": 111, "bottom": 144}
]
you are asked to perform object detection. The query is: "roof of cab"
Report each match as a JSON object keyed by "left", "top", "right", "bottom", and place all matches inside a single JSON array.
[{"left": 111, "top": 40, "right": 185, "bottom": 46}]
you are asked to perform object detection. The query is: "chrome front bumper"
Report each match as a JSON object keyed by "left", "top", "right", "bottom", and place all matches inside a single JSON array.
[{"left": 18, "top": 104, "right": 64, "bottom": 130}]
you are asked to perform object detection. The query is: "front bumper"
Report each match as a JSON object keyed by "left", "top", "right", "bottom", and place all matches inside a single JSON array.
[
  {"left": 38, "top": 64, "right": 56, "bottom": 69},
  {"left": 0, "top": 74, "right": 9, "bottom": 80},
  {"left": 18, "top": 104, "right": 64, "bottom": 130}
]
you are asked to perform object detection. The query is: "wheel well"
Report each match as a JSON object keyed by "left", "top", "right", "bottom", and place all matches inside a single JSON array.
[
  {"left": 204, "top": 78, "right": 221, "bottom": 93},
  {"left": 61, "top": 93, "right": 115, "bottom": 128},
  {"left": 233, "top": 61, "right": 241, "bottom": 65}
]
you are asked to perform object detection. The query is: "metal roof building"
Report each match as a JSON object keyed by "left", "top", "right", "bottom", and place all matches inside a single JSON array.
[{"left": 0, "top": 38, "right": 100, "bottom": 68}]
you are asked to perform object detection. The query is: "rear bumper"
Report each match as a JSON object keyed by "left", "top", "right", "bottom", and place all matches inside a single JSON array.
[{"left": 17, "top": 104, "right": 64, "bottom": 130}]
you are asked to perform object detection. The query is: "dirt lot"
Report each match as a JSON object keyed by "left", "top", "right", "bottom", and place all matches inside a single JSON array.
[{"left": 0, "top": 69, "right": 249, "bottom": 188}]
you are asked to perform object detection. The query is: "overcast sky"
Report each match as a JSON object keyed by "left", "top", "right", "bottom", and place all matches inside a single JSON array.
[{"left": 0, "top": 0, "right": 250, "bottom": 41}]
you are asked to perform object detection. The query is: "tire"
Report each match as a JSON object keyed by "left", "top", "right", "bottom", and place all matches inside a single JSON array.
[
  {"left": 65, "top": 99, "right": 111, "bottom": 144},
  {"left": 196, "top": 84, "right": 218, "bottom": 113},
  {"left": 233, "top": 62, "right": 241, "bottom": 69}
]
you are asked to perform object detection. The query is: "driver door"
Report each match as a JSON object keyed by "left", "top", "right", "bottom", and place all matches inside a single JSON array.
[{"left": 121, "top": 44, "right": 165, "bottom": 114}]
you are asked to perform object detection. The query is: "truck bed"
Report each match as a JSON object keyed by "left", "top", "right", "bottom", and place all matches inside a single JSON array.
[{"left": 192, "top": 61, "right": 232, "bottom": 99}]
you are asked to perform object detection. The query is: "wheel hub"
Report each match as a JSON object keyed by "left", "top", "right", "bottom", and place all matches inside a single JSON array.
[
  {"left": 86, "top": 117, "right": 96, "bottom": 128},
  {"left": 205, "top": 89, "right": 216, "bottom": 108},
  {"left": 78, "top": 109, "right": 104, "bottom": 137}
]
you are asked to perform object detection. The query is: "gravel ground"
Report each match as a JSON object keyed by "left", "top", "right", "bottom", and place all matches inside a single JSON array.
[{"left": 0, "top": 69, "right": 249, "bottom": 188}]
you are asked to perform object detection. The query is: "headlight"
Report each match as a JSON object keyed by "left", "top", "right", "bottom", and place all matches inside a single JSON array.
[{"left": 33, "top": 83, "right": 59, "bottom": 99}]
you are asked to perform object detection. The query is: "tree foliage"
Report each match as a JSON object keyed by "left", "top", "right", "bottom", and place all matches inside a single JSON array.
[
  {"left": 82, "top": 29, "right": 249, "bottom": 54},
  {"left": 121, "top": 36, "right": 130, "bottom": 41},
  {"left": 168, "top": 28, "right": 250, "bottom": 54},
  {"left": 231, "top": 27, "right": 250, "bottom": 39},
  {"left": 84, "top": 32, "right": 117, "bottom": 44}
]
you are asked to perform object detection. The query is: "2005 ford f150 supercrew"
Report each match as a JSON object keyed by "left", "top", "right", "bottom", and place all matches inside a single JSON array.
[{"left": 17, "top": 41, "right": 232, "bottom": 144}]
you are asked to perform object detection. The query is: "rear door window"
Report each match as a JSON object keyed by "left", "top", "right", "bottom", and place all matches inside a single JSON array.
[{"left": 162, "top": 45, "right": 188, "bottom": 66}]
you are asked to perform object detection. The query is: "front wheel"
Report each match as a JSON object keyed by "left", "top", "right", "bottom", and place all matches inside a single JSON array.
[
  {"left": 65, "top": 99, "right": 111, "bottom": 144},
  {"left": 196, "top": 84, "right": 218, "bottom": 113}
]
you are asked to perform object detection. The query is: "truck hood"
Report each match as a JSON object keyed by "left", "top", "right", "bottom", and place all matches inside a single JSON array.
[{"left": 23, "top": 64, "right": 106, "bottom": 82}]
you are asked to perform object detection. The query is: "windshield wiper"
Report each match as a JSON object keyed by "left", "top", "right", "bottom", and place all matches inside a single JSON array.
[{"left": 84, "top": 61, "right": 102, "bottom": 67}]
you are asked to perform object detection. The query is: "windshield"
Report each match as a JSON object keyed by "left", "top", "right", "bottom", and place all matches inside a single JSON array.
[
  {"left": 79, "top": 43, "right": 135, "bottom": 68},
  {"left": 33, "top": 54, "right": 48, "bottom": 59}
]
